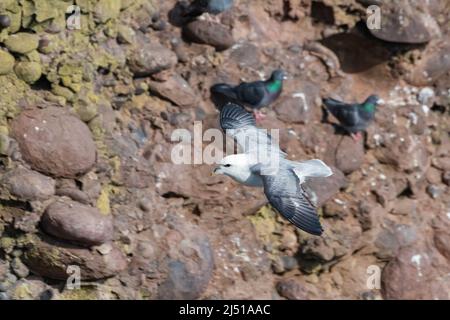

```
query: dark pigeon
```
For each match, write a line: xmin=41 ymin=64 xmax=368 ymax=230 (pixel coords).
xmin=323 ymin=95 xmax=383 ymax=141
xmin=182 ymin=0 xmax=234 ymax=18
xmin=211 ymin=70 xmax=285 ymax=122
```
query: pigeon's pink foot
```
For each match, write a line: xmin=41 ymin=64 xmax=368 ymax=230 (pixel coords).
xmin=253 ymin=110 xmax=266 ymax=124
xmin=351 ymin=132 xmax=362 ymax=142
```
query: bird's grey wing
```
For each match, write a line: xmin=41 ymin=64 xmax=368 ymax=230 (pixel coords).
xmin=220 ymin=103 xmax=285 ymax=156
xmin=236 ymin=82 xmax=266 ymax=107
xmin=324 ymin=99 xmax=359 ymax=127
xmin=257 ymin=165 xmax=323 ymax=235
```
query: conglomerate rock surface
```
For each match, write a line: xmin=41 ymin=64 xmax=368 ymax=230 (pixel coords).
xmin=0 ymin=0 xmax=449 ymax=300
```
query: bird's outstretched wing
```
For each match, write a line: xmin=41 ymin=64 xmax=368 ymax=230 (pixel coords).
xmin=219 ymin=103 xmax=285 ymax=157
xmin=257 ymin=163 xmax=323 ymax=235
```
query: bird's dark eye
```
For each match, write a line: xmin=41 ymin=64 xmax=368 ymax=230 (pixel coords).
xmin=224 ymin=164 xmax=231 ymax=168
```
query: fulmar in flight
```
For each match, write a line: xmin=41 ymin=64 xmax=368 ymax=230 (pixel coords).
xmin=213 ymin=103 xmax=333 ymax=236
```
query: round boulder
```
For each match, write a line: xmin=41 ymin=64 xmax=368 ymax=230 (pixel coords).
xmin=11 ymin=107 xmax=97 ymax=178
xmin=127 ymin=42 xmax=177 ymax=77
xmin=41 ymin=199 xmax=113 ymax=246
xmin=183 ymin=20 xmax=234 ymax=51
xmin=23 ymin=234 xmax=127 ymax=281
xmin=1 ymin=167 xmax=55 ymax=201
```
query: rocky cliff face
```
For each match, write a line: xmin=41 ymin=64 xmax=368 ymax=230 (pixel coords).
xmin=0 ymin=0 xmax=449 ymax=300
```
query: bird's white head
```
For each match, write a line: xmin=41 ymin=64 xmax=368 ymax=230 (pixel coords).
xmin=213 ymin=153 xmax=256 ymax=181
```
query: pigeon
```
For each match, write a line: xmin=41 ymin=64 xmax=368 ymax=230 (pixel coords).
xmin=210 ymin=70 xmax=285 ymax=123
xmin=213 ymin=103 xmax=333 ymax=236
xmin=323 ymin=95 xmax=383 ymax=141
xmin=182 ymin=0 xmax=234 ymax=18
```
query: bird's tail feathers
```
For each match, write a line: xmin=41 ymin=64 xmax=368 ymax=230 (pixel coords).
xmin=291 ymin=159 xmax=333 ymax=184
xmin=323 ymin=98 xmax=346 ymax=118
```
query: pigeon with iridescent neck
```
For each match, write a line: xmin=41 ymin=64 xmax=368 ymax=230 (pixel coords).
xmin=210 ymin=70 xmax=285 ymax=123
xmin=182 ymin=0 xmax=234 ymax=19
xmin=323 ymin=95 xmax=383 ymax=141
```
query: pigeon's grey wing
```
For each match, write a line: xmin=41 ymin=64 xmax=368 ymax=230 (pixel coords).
xmin=209 ymin=0 xmax=234 ymax=13
xmin=333 ymin=106 xmax=360 ymax=128
xmin=324 ymin=99 xmax=361 ymax=127
xmin=259 ymin=166 xmax=323 ymax=235
xmin=236 ymin=82 xmax=266 ymax=107
xmin=220 ymin=103 xmax=284 ymax=156
xmin=184 ymin=0 xmax=209 ymax=16
xmin=323 ymin=98 xmax=348 ymax=109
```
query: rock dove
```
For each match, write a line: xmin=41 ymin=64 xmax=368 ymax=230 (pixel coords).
xmin=323 ymin=95 xmax=383 ymax=141
xmin=210 ymin=70 xmax=285 ymax=123
xmin=213 ymin=103 xmax=333 ymax=236
xmin=182 ymin=0 xmax=234 ymax=18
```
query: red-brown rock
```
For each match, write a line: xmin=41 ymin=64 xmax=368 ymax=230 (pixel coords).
xmin=11 ymin=107 xmax=97 ymax=178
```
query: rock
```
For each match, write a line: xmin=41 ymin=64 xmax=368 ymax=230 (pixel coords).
xmin=183 ymin=20 xmax=234 ymax=51
xmin=94 ymin=0 xmax=121 ymax=23
xmin=433 ymin=157 xmax=450 ymax=171
xmin=0 ymin=131 xmax=10 ymax=155
xmin=0 ymin=14 xmax=11 ymax=28
xmin=11 ymin=258 xmax=29 ymax=278
xmin=374 ymin=129 xmax=429 ymax=173
xmin=390 ymin=198 xmax=417 ymax=216
xmin=417 ymin=87 xmax=435 ymax=106
xmin=405 ymin=40 xmax=450 ymax=86
xmin=4 ymin=33 xmax=39 ymax=54
xmin=1 ymin=167 xmax=55 ymax=201
xmin=381 ymin=245 xmax=450 ymax=299
xmin=11 ymin=107 xmax=97 ymax=178
xmin=55 ymin=187 xmax=90 ymax=204
xmin=443 ymin=171 xmax=450 ymax=186
xmin=0 ymin=273 xmax=17 ymax=293
xmin=375 ymin=224 xmax=417 ymax=259
xmin=0 ymin=259 xmax=7 ymax=275
xmin=23 ymin=235 xmax=127 ymax=280
xmin=149 ymin=73 xmax=197 ymax=107
xmin=299 ymin=216 xmax=362 ymax=264
xmin=275 ymin=94 xmax=313 ymax=124
xmin=334 ymin=137 xmax=364 ymax=174
xmin=0 ymin=50 xmax=15 ymax=75
xmin=8 ymin=279 xmax=51 ymax=300
xmin=157 ymin=220 xmax=214 ymax=300
xmin=14 ymin=62 xmax=42 ymax=84
xmin=426 ymin=184 xmax=443 ymax=199
xmin=41 ymin=200 xmax=113 ymax=247
xmin=276 ymin=279 xmax=307 ymax=300
xmin=128 ymin=42 xmax=177 ymax=77
xmin=433 ymin=215 xmax=450 ymax=262
xmin=426 ymin=167 xmax=442 ymax=184
xmin=138 ymin=198 xmax=152 ymax=212
xmin=369 ymin=1 xmax=436 ymax=44
xmin=117 ymin=25 xmax=136 ymax=44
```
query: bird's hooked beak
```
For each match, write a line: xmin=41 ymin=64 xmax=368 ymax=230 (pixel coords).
xmin=211 ymin=166 xmax=222 ymax=176
xmin=377 ymin=99 xmax=386 ymax=105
